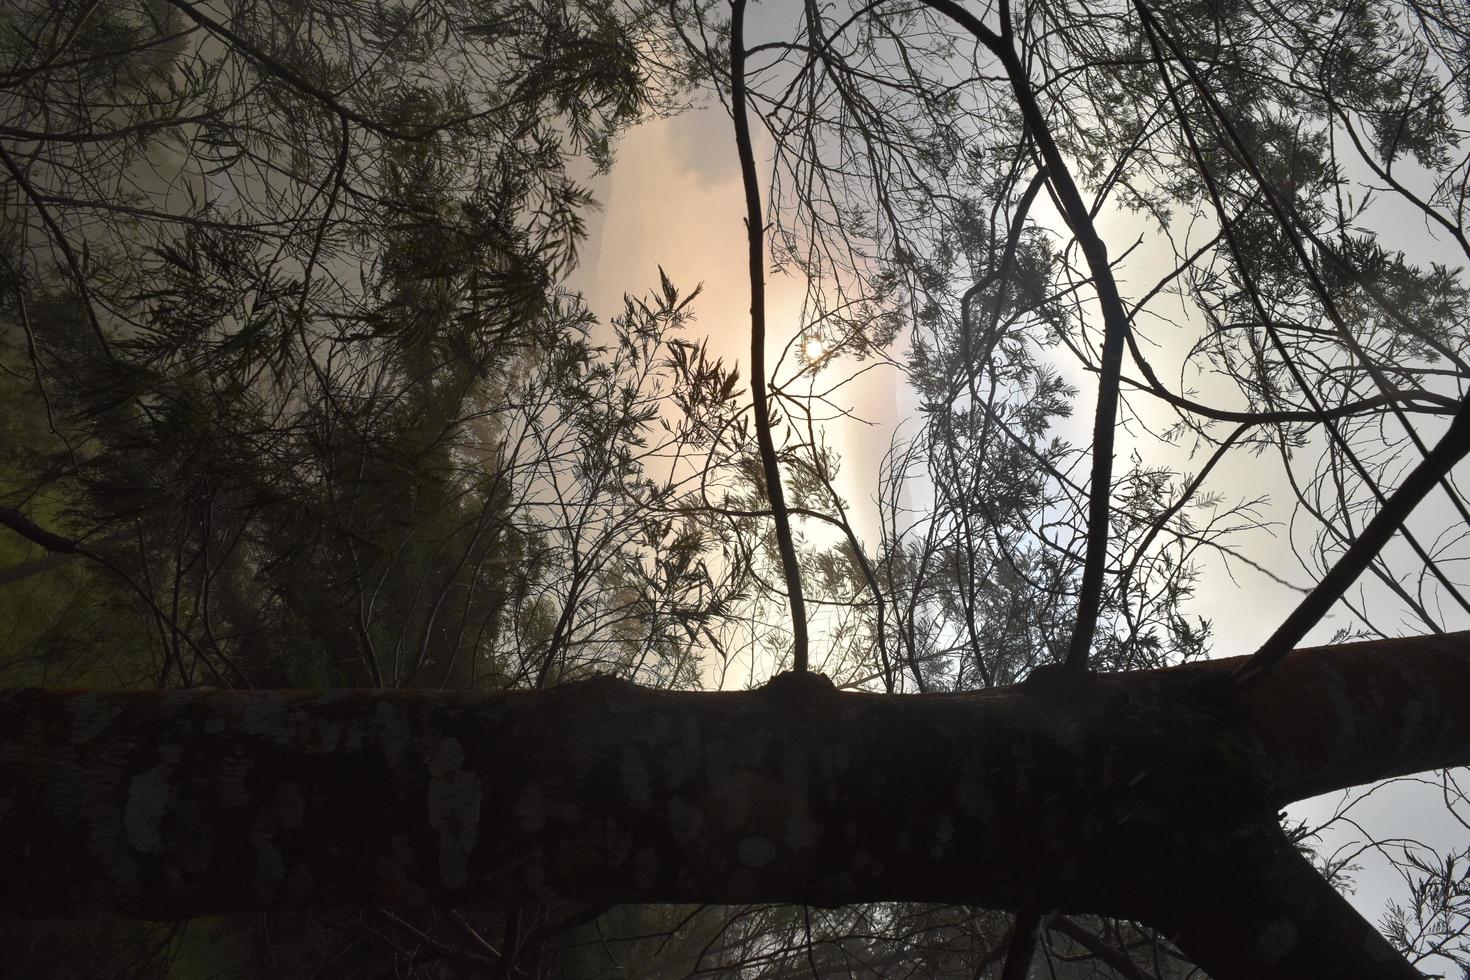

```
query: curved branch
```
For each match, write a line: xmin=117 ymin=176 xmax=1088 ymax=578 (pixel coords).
xmin=920 ymin=0 xmax=1135 ymax=673
xmin=731 ymin=0 xmax=810 ymax=673
xmin=0 ymin=505 xmax=83 ymax=555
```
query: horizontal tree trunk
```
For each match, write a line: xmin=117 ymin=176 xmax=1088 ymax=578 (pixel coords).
xmin=2 ymin=633 xmax=1465 ymax=975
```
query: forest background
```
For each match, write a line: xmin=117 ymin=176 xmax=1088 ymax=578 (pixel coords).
xmin=2 ymin=0 xmax=1469 ymax=976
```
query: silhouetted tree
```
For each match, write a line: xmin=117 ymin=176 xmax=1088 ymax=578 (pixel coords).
xmin=3 ymin=1 xmax=1470 ymax=977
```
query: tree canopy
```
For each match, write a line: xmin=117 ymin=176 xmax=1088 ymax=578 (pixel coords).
xmin=2 ymin=0 xmax=1469 ymax=977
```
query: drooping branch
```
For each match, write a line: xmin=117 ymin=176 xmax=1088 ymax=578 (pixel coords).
xmin=0 ymin=505 xmax=84 ymax=555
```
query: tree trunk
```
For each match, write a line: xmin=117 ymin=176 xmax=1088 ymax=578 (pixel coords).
xmin=2 ymin=633 xmax=1465 ymax=977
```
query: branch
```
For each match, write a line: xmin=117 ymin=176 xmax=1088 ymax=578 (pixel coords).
xmin=0 ymin=554 xmax=80 ymax=586
xmin=1134 ymin=2 xmax=1470 ymax=651
xmin=1148 ymin=824 xmax=1419 ymax=980
xmin=163 ymin=0 xmax=442 ymax=141
xmin=999 ymin=911 xmax=1042 ymax=980
xmin=731 ymin=0 xmax=810 ymax=673
xmin=920 ymin=0 xmax=1135 ymax=673
xmin=1048 ymin=917 xmax=1160 ymax=980
xmin=4 ymin=633 xmax=1466 ymax=933
xmin=0 ymin=142 xmax=112 ymax=358
xmin=1235 ymin=396 xmax=1470 ymax=682
xmin=0 ymin=505 xmax=83 ymax=554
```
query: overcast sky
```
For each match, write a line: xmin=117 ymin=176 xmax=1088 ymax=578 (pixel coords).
xmin=569 ymin=103 xmax=1322 ymax=655
xmin=568 ymin=86 xmax=1468 ymax=969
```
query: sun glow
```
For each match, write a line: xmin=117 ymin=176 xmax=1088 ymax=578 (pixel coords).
xmin=803 ymin=336 xmax=826 ymax=361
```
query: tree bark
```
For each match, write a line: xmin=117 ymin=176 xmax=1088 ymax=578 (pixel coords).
xmin=1147 ymin=823 xmax=1419 ymax=979
xmin=2 ymin=633 xmax=1465 ymax=976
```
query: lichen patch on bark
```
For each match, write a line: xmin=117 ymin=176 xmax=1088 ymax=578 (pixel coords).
xmin=427 ymin=737 xmax=481 ymax=890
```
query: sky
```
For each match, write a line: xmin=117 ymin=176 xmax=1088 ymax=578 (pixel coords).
xmin=569 ymin=104 xmax=904 ymax=532
xmin=569 ymin=102 xmax=1312 ymax=661
xmin=567 ymin=88 xmax=1468 ymax=969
